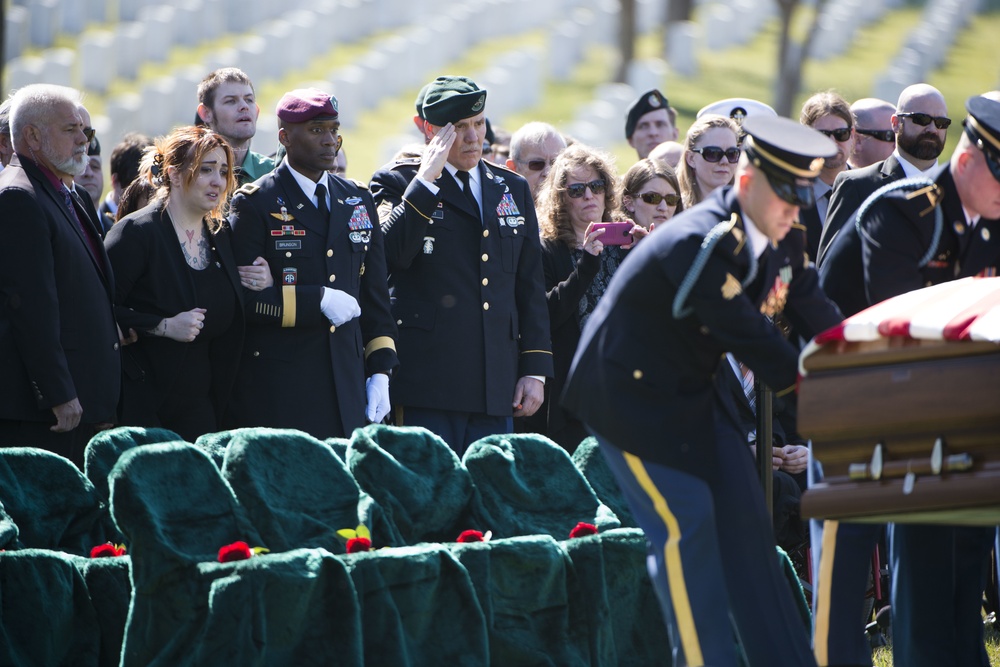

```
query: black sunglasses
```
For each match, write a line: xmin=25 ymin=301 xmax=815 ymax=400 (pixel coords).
xmin=83 ymin=127 xmax=96 ymax=142
xmin=691 ymin=146 xmax=740 ymax=164
xmin=521 ymin=158 xmax=555 ymax=172
xmin=638 ymin=192 xmax=681 ymax=206
xmin=566 ymin=179 xmax=606 ymax=198
xmin=897 ymin=112 xmax=952 ymax=130
xmin=855 ymin=128 xmax=895 ymax=143
xmin=817 ymin=127 xmax=852 ymax=143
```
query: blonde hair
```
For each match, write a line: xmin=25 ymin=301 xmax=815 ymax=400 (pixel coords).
xmin=678 ymin=114 xmax=739 ymax=209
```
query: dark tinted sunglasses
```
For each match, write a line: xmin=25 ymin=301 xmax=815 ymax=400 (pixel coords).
xmin=522 ymin=158 xmax=555 ymax=172
xmin=817 ymin=127 xmax=852 ymax=143
xmin=855 ymin=128 xmax=894 ymax=143
xmin=566 ymin=179 xmax=606 ymax=198
xmin=637 ymin=192 xmax=681 ymax=206
xmin=83 ymin=127 xmax=96 ymax=142
xmin=897 ymin=112 xmax=952 ymax=130
xmin=691 ymin=146 xmax=740 ymax=164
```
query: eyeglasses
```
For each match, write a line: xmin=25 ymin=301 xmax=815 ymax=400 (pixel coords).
xmin=83 ymin=128 xmax=96 ymax=142
xmin=896 ymin=112 xmax=952 ymax=130
xmin=520 ymin=158 xmax=556 ymax=172
xmin=482 ymin=142 xmax=492 ymax=153
xmin=691 ymin=146 xmax=740 ymax=164
xmin=637 ymin=192 xmax=681 ymax=206
xmin=566 ymin=179 xmax=606 ymax=198
xmin=817 ymin=127 xmax=852 ymax=143
xmin=855 ymin=128 xmax=895 ymax=143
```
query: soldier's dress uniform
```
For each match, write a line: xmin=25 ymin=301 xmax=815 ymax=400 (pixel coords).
xmin=228 ymin=161 xmax=398 ymax=439
xmin=563 ymin=116 xmax=842 ymax=667
xmin=370 ymin=76 xmax=552 ymax=452
xmin=820 ymin=96 xmax=1000 ymax=667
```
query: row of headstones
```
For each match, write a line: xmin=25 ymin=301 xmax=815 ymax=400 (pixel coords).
xmin=874 ymin=0 xmax=981 ymax=104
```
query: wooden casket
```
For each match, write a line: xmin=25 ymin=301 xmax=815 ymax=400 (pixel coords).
xmin=798 ymin=277 xmax=1000 ymax=525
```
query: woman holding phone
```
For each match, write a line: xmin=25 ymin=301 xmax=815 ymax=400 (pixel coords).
xmin=678 ymin=114 xmax=741 ymax=209
xmin=528 ymin=144 xmax=648 ymax=450
xmin=619 ymin=158 xmax=683 ymax=230
xmin=105 ymin=126 xmax=272 ymax=440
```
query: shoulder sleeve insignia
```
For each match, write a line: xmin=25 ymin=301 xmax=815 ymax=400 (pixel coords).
xmin=351 ymin=178 xmax=369 ymax=190
xmin=236 ymin=183 xmax=259 ymax=197
xmin=721 ymin=272 xmax=742 ymax=300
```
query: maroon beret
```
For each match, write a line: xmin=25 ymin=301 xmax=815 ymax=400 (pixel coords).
xmin=275 ymin=88 xmax=339 ymax=123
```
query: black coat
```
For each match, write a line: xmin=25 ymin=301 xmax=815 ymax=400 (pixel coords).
xmin=817 ymin=155 xmax=905 ymax=266
xmin=0 ymin=155 xmax=121 ymax=424
xmin=228 ymin=162 xmax=398 ymax=438
xmin=103 ymin=201 xmax=245 ymax=429
xmin=819 ymin=163 xmax=1000 ymax=317
xmin=563 ymin=186 xmax=842 ymax=471
xmin=371 ymin=158 xmax=553 ymax=416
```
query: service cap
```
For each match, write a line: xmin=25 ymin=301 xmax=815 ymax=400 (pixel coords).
xmin=625 ymin=88 xmax=670 ymax=139
xmin=421 ymin=76 xmax=487 ymax=126
xmin=742 ymin=115 xmax=837 ymax=208
xmin=275 ymin=88 xmax=339 ymax=124
xmin=697 ymin=97 xmax=777 ymax=127
xmin=964 ymin=95 xmax=1000 ymax=183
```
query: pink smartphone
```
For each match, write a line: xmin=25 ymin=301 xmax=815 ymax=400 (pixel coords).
xmin=591 ymin=221 xmax=634 ymax=245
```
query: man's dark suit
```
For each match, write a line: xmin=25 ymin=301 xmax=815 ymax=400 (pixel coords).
xmin=104 ymin=202 xmax=245 ymax=436
xmin=371 ymin=158 xmax=552 ymax=424
xmin=817 ymin=154 xmax=906 ymax=266
xmin=0 ymin=154 xmax=121 ymax=461
xmin=563 ymin=185 xmax=841 ymax=667
xmin=228 ymin=162 xmax=398 ymax=439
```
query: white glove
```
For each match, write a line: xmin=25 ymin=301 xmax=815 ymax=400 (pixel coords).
xmin=365 ymin=373 xmax=391 ymax=423
xmin=321 ymin=287 xmax=361 ymax=326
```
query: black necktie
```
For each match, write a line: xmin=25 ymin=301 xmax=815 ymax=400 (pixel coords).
xmin=456 ymin=170 xmax=480 ymax=220
xmin=315 ymin=181 xmax=328 ymax=220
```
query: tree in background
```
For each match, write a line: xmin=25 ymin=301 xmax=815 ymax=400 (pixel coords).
xmin=774 ymin=0 xmax=829 ymax=117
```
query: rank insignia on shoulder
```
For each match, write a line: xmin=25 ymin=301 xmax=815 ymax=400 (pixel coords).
xmin=345 ymin=196 xmax=362 ymax=206
xmin=282 ymin=268 xmax=297 ymax=285
xmin=721 ymin=273 xmax=742 ymax=300
xmin=350 ymin=178 xmax=369 ymax=190
xmin=423 ymin=236 xmax=435 ymax=254
xmin=236 ymin=183 xmax=260 ymax=197
xmin=271 ymin=224 xmax=305 ymax=237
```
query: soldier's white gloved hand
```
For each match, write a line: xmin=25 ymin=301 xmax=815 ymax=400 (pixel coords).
xmin=365 ymin=373 xmax=391 ymax=423
xmin=321 ymin=287 xmax=361 ymax=326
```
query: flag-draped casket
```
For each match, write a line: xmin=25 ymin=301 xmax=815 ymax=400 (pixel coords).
xmin=798 ymin=277 xmax=1000 ymax=524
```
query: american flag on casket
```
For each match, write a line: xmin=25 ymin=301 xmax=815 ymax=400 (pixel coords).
xmin=796 ymin=277 xmax=1000 ymax=524
xmin=799 ymin=277 xmax=1000 ymax=376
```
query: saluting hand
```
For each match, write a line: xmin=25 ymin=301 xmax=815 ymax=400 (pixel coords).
xmin=416 ymin=123 xmax=457 ymax=183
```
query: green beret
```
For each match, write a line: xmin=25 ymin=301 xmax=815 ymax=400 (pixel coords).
xmin=421 ymin=76 xmax=487 ymax=126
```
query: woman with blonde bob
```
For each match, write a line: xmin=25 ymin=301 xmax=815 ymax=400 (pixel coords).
xmin=678 ymin=114 xmax=741 ymax=209
xmin=532 ymin=144 xmax=648 ymax=450
xmin=104 ymin=125 xmax=272 ymax=440
xmin=619 ymin=158 xmax=683 ymax=230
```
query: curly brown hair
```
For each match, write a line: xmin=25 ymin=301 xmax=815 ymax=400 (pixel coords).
xmin=535 ymin=144 xmax=618 ymax=247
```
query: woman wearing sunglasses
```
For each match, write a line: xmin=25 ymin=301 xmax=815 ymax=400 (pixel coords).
xmin=620 ymin=158 xmax=684 ymax=230
xmin=678 ymin=114 xmax=741 ymax=209
xmin=530 ymin=144 xmax=647 ymax=450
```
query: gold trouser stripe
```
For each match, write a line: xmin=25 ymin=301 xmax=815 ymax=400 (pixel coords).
xmin=281 ymin=286 xmax=297 ymax=328
xmin=623 ymin=452 xmax=705 ymax=666
xmin=813 ymin=519 xmax=839 ymax=666
xmin=365 ymin=336 xmax=397 ymax=358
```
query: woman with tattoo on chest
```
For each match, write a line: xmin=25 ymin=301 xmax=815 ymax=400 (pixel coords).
xmin=104 ymin=126 xmax=272 ymax=440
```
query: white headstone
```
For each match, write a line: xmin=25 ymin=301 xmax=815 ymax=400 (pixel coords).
xmin=202 ymin=48 xmax=243 ymax=76
xmin=115 ymin=23 xmax=147 ymax=81
xmin=665 ymin=21 xmax=700 ymax=78
xmin=172 ymin=0 xmax=204 ymax=46
xmin=106 ymin=93 xmax=144 ymax=146
xmin=330 ymin=67 xmax=368 ymax=129
xmin=139 ymin=77 xmax=180 ymax=136
xmin=172 ymin=66 xmax=204 ymax=128
xmin=61 ymin=0 xmax=87 ymax=34
xmin=85 ymin=0 xmax=108 ymax=24
xmin=549 ymin=20 xmax=582 ymax=81
xmin=41 ymin=49 xmax=75 ymax=88
xmin=139 ymin=6 xmax=176 ymax=63
xmin=5 ymin=6 xmax=29 ymax=64
xmin=627 ymin=58 xmax=668 ymax=96
xmin=6 ymin=57 xmax=46 ymax=96
xmin=237 ymin=36 xmax=271 ymax=82
xmin=29 ymin=0 xmax=58 ymax=49
xmin=81 ymin=32 xmax=117 ymax=94
xmin=703 ymin=4 xmax=735 ymax=51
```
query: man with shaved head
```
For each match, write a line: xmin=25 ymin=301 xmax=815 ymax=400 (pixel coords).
xmin=848 ymin=98 xmax=896 ymax=168
xmin=819 ymin=83 xmax=949 ymax=264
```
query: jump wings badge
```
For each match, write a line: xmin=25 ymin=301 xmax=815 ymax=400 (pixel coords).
xmin=269 ymin=197 xmax=295 ymax=222
xmin=721 ymin=273 xmax=742 ymax=300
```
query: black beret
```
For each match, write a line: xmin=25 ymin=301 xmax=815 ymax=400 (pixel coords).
xmin=485 ymin=117 xmax=494 ymax=145
xmin=87 ymin=133 xmax=101 ymax=156
xmin=964 ymin=95 xmax=1000 ymax=183
xmin=742 ymin=115 xmax=837 ymax=208
xmin=421 ymin=76 xmax=487 ymax=126
xmin=276 ymin=88 xmax=339 ymax=124
xmin=625 ymin=89 xmax=669 ymax=139
xmin=414 ymin=83 xmax=431 ymax=119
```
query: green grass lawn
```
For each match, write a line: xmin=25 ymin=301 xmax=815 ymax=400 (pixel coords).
xmin=872 ymin=622 xmax=1000 ymax=665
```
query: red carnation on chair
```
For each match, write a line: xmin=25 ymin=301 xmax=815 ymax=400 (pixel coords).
xmin=569 ymin=522 xmax=598 ymax=539
xmin=346 ymin=536 xmax=372 ymax=553
xmin=90 ymin=542 xmax=127 ymax=558
xmin=218 ymin=541 xmax=253 ymax=562
xmin=456 ymin=530 xmax=485 ymax=543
